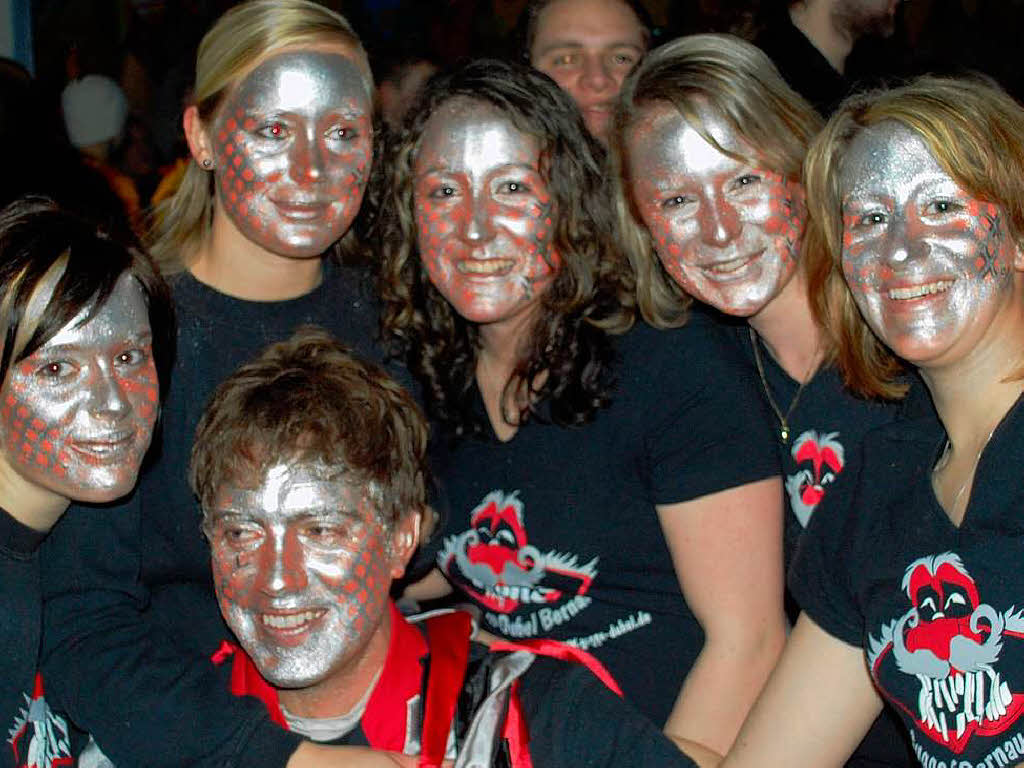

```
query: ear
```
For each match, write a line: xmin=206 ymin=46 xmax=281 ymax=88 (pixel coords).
xmin=183 ymin=105 xmax=214 ymax=170
xmin=388 ymin=508 xmax=422 ymax=579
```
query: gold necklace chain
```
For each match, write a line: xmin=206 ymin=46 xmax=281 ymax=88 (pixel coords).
xmin=749 ymin=327 xmax=816 ymax=444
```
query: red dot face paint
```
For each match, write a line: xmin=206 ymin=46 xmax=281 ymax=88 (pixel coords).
xmin=413 ymin=99 xmax=559 ymax=329
xmin=839 ymin=122 xmax=1016 ymax=367
xmin=211 ymin=49 xmax=373 ymax=258
xmin=209 ymin=463 xmax=393 ymax=689
xmin=0 ymin=274 xmax=158 ymax=503
xmin=626 ymin=102 xmax=803 ymax=318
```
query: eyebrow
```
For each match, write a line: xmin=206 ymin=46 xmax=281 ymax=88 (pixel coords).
xmin=535 ymin=40 xmax=644 ymax=58
xmin=416 ymin=162 xmax=540 ymax=179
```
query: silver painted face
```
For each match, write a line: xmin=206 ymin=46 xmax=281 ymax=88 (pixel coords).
xmin=840 ymin=122 xmax=1016 ymax=365
xmin=209 ymin=462 xmax=393 ymax=689
xmin=0 ymin=273 xmax=158 ymax=503
xmin=413 ymin=98 xmax=559 ymax=329
xmin=212 ymin=49 xmax=373 ymax=258
xmin=626 ymin=102 xmax=803 ymax=317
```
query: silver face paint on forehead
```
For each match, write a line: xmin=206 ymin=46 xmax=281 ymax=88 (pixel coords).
xmin=0 ymin=272 xmax=158 ymax=503
xmin=626 ymin=101 xmax=803 ymax=317
xmin=210 ymin=461 xmax=393 ymax=691
xmin=212 ymin=49 xmax=373 ymax=259
xmin=413 ymin=98 xmax=559 ymax=328
xmin=839 ymin=121 xmax=1015 ymax=365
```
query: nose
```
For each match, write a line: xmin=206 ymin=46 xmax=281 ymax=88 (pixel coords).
xmin=883 ymin=214 xmax=930 ymax=265
xmin=87 ymin=365 xmax=131 ymax=422
xmin=579 ymin=53 xmax=613 ymax=94
xmin=698 ymin=196 xmax=742 ymax=247
xmin=461 ymin=192 xmax=496 ymax=245
xmin=288 ymin=131 xmax=325 ymax=185
xmin=261 ymin=528 xmax=307 ymax=594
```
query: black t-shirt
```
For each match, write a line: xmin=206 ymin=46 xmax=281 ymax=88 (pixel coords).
xmin=754 ymin=8 xmax=849 ymax=116
xmin=39 ymin=263 xmax=402 ymax=768
xmin=0 ymin=509 xmax=74 ymax=768
xmin=793 ymin=393 xmax=1024 ymax=766
xmin=434 ymin=318 xmax=780 ymax=726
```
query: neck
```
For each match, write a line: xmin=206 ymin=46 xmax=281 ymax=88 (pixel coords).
xmin=748 ymin=272 xmax=825 ymax=382
xmin=278 ymin=608 xmax=392 ymax=720
xmin=789 ymin=0 xmax=853 ymax=73
xmin=0 ymin=459 xmax=70 ymax=533
xmin=190 ymin=208 xmax=324 ymax=302
xmin=923 ymin=340 xmax=1024 ymax=455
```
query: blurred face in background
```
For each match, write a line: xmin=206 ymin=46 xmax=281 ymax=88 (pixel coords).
xmin=530 ymin=0 xmax=646 ymax=143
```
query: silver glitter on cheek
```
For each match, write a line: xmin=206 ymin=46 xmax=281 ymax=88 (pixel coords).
xmin=211 ymin=462 xmax=393 ymax=689
xmin=839 ymin=122 xmax=1014 ymax=363
xmin=0 ymin=273 xmax=158 ymax=503
xmin=626 ymin=102 xmax=802 ymax=318
xmin=212 ymin=49 xmax=373 ymax=258
xmin=412 ymin=99 xmax=559 ymax=326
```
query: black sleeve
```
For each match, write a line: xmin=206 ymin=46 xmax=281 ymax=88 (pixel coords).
xmin=787 ymin=441 xmax=867 ymax=647
xmin=39 ymin=493 xmax=303 ymax=768
xmin=636 ymin=323 xmax=780 ymax=505
xmin=517 ymin=657 xmax=698 ymax=768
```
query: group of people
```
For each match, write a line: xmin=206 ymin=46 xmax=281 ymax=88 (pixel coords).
xmin=3 ymin=0 xmax=1024 ymax=767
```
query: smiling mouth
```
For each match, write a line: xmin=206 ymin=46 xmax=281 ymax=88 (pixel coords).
xmin=887 ymin=280 xmax=954 ymax=300
xmin=272 ymin=201 xmax=330 ymax=221
xmin=70 ymin=431 xmax=137 ymax=460
xmin=261 ymin=609 xmax=327 ymax=632
xmin=702 ymin=250 xmax=764 ymax=278
xmin=457 ymin=259 xmax=515 ymax=276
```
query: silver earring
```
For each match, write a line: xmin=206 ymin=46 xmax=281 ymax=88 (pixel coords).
xmin=201 ymin=158 xmax=213 ymax=169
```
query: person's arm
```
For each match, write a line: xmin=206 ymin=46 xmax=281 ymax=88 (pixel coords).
xmin=40 ymin=496 xmax=304 ymax=768
xmin=722 ymin=612 xmax=882 ymax=767
xmin=658 ymin=476 xmax=787 ymax=756
xmin=400 ymin=566 xmax=453 ymax=602
xmin=287 ymin=744 xmax=451 ymax=768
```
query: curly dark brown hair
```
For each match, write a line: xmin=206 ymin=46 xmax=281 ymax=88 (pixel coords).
xmin=378 ymin=59 xmax=635 ymax=437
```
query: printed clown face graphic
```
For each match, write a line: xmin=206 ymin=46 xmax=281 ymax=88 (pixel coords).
xmin=209 ymin=462 xmax=396 ymax=689
xmin=840 ymin=122 xmax=1018 ymax=366
xmin=0 ymin=273 xmax=158 ymax=504
xmin=868 ymin=553 xmax=1024 ymax=754
xmin=438 ymin=490 xmax=596 ymax=614
xmin=626 ymin=101 xmax=803 ymax=317
xmin=210 ymin=48 xmax=372 ymax=258
xmin=785 ymin=430 xmax=846 ymax=527
xmin=413 ymin=98 xmax=560 ymax=328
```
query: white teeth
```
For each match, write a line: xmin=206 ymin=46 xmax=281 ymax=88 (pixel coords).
xmin=261 ymin=610 xmax=323 ymax=630
xmin=887 ymin=280 xmax=953 ymax=300
xmin=458 ymin=259 xmax=513 ymax=275
xmin=916 ymin=669 xmax=1015 ymax=742
xmin=706 ymin=256 xmax=749 ymax=274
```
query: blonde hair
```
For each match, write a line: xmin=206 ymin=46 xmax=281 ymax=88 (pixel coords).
xmin=611 ymin=33 xmax=822 ymax=327
xmin=148 ymin=0 xmax=372 ymax=273
xmin=804 ymin=74 xmax=1024 ymax=399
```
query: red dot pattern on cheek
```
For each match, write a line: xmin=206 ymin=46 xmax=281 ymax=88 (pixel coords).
xmin=761 ymin=172 xmax=803 ymax=269
xmin=967 ymin=203 xmax=1012 ymax=281
xmin=334 ymin=526 xmax=390 ymax=640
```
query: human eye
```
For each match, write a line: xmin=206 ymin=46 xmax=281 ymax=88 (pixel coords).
xmin=217 ymin=520 xmax=262 ymax=550
xmin=299 ymin=518 xmax=355 ymax=548
xmin=732 ymin=173 xmax=762 ymax=190
xmin=35 ymin=359 xmax=77 ymax=381
xmin=497 ymin=179 xmax=532 ymax=195
xmin=114 ymin=347 xmax=150 ymax=368
xmin=428 ymin=183 xmax=459 ymax=199
xmin=661 ymin=194 xmax=694 ymax=209
xmin=325 ymin=124 xmax=359 ymax=142
xmin=923 ymin=198 xmax=963 ymax=216
xmin=548 ymin=52 xmax=579 ymax=68
xmin=858 ymin=211 xmax=887 ymax=227
xmin=255 ymin=120 xmax=289 ymax=140
xmin=609 ymin=51 xmax=638 ymax=68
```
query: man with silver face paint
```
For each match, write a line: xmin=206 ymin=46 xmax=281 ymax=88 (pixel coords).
xmin=192 ymin=328 xmax=698 ymax=768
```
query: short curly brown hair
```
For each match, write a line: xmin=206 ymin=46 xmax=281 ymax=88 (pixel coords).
xmin=190 ymin=326 xmax=428 ymax=531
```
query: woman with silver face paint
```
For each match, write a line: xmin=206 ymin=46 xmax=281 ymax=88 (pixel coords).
xmin=720 ymin=77 xmax=1024 ymax=767
xmin=614 ymin=36 xmax=919 ymax=765
xmin=39 ymin=3 xmax=422 ymax=768
xmin=0 ymin=197 xmax=172 ymax=768
xmin=382 ymin=58 xmax=785 ymax=764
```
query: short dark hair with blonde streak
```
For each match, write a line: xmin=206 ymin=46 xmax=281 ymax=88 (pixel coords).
xmin=190 ymin=327 xmax=428 ymax=532
xmin=611 ymin=34 xmax=822 ymax=329
xmin=612 ymin=33 xmax=823 ymax=329
xmin=803 ymin=74 xmax=1024 ymax=400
